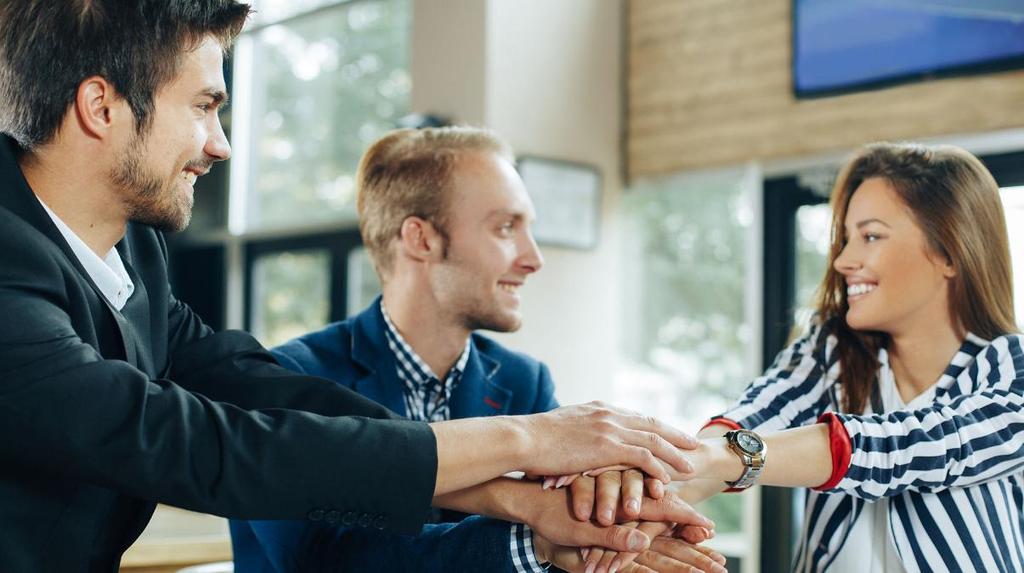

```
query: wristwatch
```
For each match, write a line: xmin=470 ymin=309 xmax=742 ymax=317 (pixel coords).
xmin=723 ymin=429 xmax=767 ymax=490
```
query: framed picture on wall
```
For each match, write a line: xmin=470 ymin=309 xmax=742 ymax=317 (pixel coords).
xmin=517 ymin=156 xmax=602 ymax=250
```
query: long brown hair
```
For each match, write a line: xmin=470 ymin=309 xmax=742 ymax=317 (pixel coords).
xmin=815 ymin=142 xmax=1017 ymax=413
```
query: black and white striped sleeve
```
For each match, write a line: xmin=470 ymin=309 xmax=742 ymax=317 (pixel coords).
xmin=827 ymin=334 xmax=1024 ymax=500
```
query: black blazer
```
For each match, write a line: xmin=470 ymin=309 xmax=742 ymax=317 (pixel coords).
xmin=0 ymin=136 xmax=437 ymax=572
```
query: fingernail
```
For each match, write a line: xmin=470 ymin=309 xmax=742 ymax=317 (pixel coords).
xmin=542 ymin=477 xmax=554 ymax=490
xmin=556 ymin=475 xmax=569 ymax=488
xmin=581 ymin=548 xmax=590 ymax=560
xmin=683 ymin=459 xmax=694 ymax=474
xmin=585 ymin=563 xmax=596 ymax=573
xmin=626 ymin=499 xmax=640 ymax=514
xmin=610 ymin=559 xmax=621 ymax=573
xmin=627 ymin=532 xmax=646 ymax=552
xmin=600 ymin=509 xmax=614 ymax=523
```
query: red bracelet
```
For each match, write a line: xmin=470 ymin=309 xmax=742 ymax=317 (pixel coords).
xmin=814 ymin=412 xmax=853 ymax=491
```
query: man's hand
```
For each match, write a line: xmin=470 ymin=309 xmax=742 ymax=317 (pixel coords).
xmin=571 ymin=488 xmax=716 ymax=572
xmin=539 ymin=527 xmax=728 ymax=573
xmin=520 ymin=484 xmax=655 ymax=554
xmin=431 ymin=402 xmax=698 ymax=495
xmin=516 ymin=402 xmax=698 ymax=483
xmin=567 ymin=476 xmax=714 ymax=531
xmin=570 ymin=470 xmax=666 ymax=525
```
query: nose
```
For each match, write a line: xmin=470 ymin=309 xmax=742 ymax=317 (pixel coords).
xmin=517 ymin=230 xmax=544 ymax=274
xmin=833 ymin=241 xmax=860 ymax=275
xmin=205 ymin=114 xmax=232 ymax=162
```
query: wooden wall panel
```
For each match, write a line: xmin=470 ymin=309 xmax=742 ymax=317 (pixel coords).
xmin=627 ymin=0 xmax=1024 ymax=178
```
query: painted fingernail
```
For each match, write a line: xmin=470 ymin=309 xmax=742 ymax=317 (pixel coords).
xmin=626 ymin=499 xmax=640 ymax=514
xmin=542 ymin=477 xmax=554 ymax=490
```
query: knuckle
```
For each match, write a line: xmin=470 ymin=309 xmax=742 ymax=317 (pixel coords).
xmin=595 ymin=419 xmax=617 ymax=434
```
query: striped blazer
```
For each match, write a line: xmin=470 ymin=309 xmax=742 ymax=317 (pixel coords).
xmin=717 ymin=319 xmax=1024 ymax=572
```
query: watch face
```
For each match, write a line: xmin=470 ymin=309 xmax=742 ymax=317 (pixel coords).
xmin=737 ymin=431 xmax=763 ymax=454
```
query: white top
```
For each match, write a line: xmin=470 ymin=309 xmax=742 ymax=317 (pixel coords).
xmin=830 ymin=348 xmax=934 ymax=573
xmin=36 ymin=196 xmax=135 ymax=310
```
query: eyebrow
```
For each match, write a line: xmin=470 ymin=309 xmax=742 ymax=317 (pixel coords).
xmin=854 ymin=218 xmax=891 ymax=229
xmin=487 ymin=208 xmax=531 ymax=220
xmin=199 ymin=88 xmax=229 ymax=106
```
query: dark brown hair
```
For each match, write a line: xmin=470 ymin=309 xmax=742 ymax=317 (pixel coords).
xmin=816 ymin=142 xmax=1016 ymax=413
xmin=0 ymin=0 xmax=252 ymax=150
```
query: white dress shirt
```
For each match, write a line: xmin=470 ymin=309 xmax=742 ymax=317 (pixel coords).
xmin=36 ymin=196 xmax=134 ymax=310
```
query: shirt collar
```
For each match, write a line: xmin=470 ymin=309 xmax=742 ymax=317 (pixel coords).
xmin=380 ymin=303 xmax=472 ymax=383
xmin=35 ymin=196 xmax=135 ymax=311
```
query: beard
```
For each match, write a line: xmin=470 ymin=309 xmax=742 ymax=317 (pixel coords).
xmin=109 ymin=131 xmax=204 ymax=233
xmin=462 ymin=305 xmax=522 ymax=334
xmin=439 ymin=257 xmax=523 ymax=334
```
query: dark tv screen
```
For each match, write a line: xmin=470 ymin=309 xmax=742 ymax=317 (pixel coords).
xmin=794 ymin=0 xmax=1024 ymax=97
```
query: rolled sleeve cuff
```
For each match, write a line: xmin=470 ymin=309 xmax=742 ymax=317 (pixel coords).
xmin=813 ymin=412 xmax=853 ymax=491
xmin=702 ymin=417 xmax=743 ymax=431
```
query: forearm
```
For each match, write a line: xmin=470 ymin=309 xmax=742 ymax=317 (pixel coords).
xmin=694 ymin=423 xmax=832 ymax=488
xmin=433 ymin=476 xmax=533 ymax=523
xmin=430 ymin=417 xmax=527 ymax=496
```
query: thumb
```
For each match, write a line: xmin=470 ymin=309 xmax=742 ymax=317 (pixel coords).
xmin=594 ymin=525 xmax=651 ymax=553
xmin=638 ymin=494 xmax=715 ymax=530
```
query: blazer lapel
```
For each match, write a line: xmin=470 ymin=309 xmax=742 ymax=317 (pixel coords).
xmin=350 ymin=299 xmax=408 ymax=417
xmin=450 ymin=340 xmax=511 ymax=418
xmin=0 ymin=136 xmax=135 ymax=364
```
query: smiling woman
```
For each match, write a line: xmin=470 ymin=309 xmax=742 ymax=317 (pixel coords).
xmin=678 ymin=142 xmax=1024 ymax=573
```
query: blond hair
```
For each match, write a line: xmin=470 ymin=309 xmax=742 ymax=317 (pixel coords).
xmin=355 ymin=126 xmax=513 ymax=279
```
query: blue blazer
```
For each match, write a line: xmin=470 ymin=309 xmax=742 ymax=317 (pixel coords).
xmin=231 ymin=298 xmax=558 ymax=572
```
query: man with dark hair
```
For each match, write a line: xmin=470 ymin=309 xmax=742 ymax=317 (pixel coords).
xmin=0 ymin=2 xmax=706 ymax=571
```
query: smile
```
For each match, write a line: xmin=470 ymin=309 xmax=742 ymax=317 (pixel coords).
xmin=499 ymin=283 xmax=521 ymax=294
xmin=847 ymin=283 xmax=877 ymax=298
xmin=182 ymin=171 xmax=198 ymax=185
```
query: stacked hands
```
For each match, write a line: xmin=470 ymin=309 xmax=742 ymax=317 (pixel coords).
xmin=529 ymin=470 xmax=727 ymax=573
xmin=515 ymin=403 xmax=729 ymax=573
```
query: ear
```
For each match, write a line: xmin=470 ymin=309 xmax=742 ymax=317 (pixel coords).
xmin=74 ymin=76 xmax=129 ymax=141
xmin=398 ymin=216 xmax=445 ymax=262
xmin=942 ymin=259 xmax=957 ymax=279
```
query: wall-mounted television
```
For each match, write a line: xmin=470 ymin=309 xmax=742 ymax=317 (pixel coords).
xmin=794 ymin=0 xmax=1024 ymax=97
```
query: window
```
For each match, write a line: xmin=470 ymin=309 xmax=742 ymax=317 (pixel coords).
xmin=619 ymin=166 xmax=762 ymax=564
xmin=793 ymin=203 xmax=831 ymax=329
xmin=249 ymin=249 xmax=331 ymax=347
xmin=231 ymin=0 xmax=411 ymax=231
xmin=170 ymin=0 xmax=407 ymax=342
